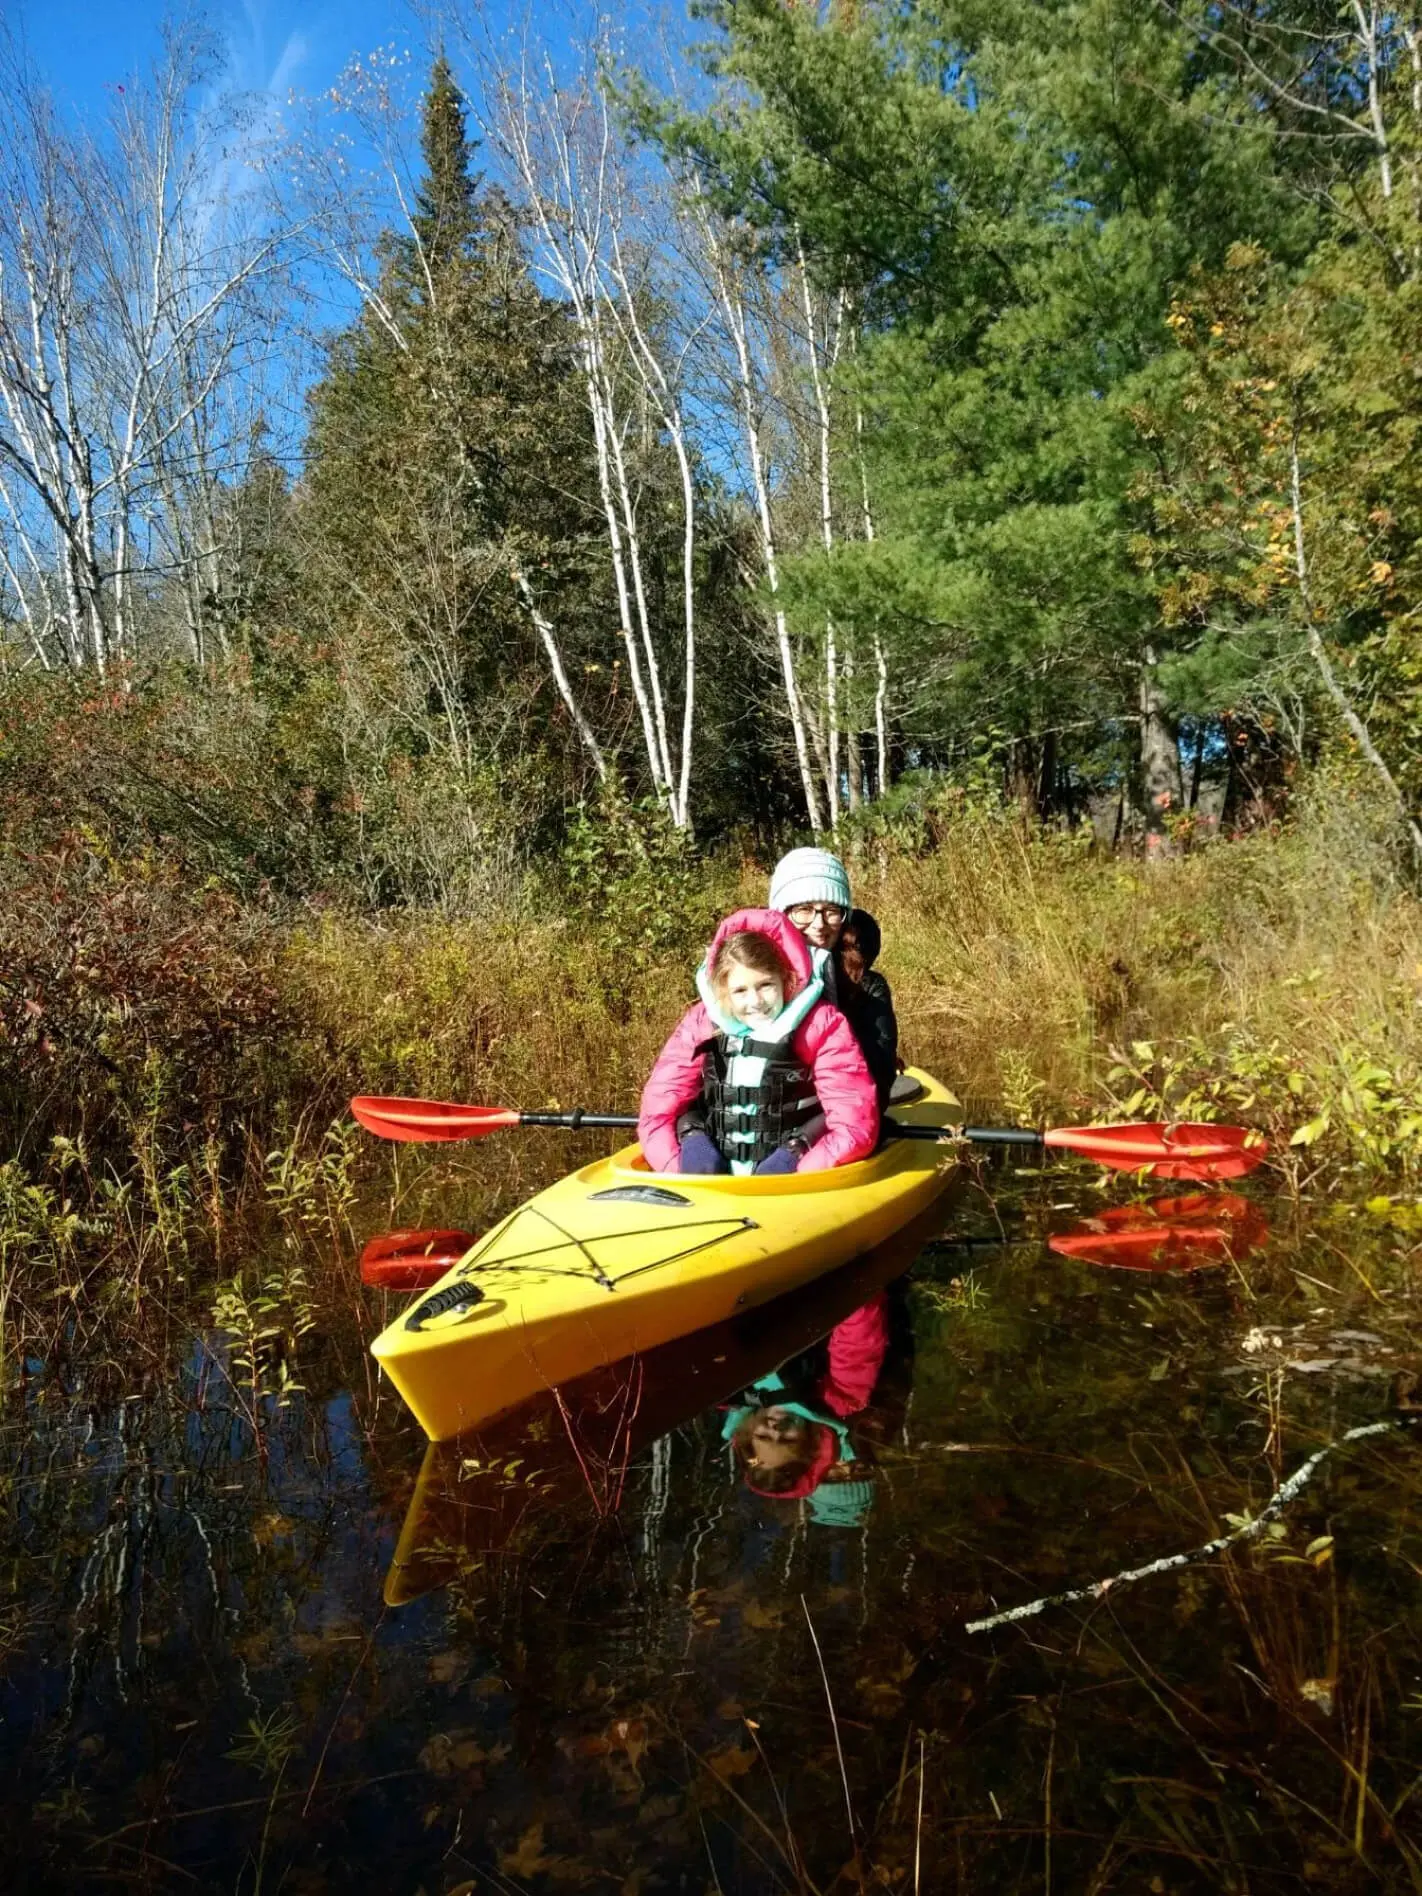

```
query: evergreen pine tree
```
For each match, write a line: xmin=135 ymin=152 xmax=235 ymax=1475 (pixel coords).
xmin=281 ymin=56 xmax=616 ymax=901
xmin=413 ymin=51 xmax=480 ymax=272
xmin=639 ymin=0 xmax=1310 ymax=832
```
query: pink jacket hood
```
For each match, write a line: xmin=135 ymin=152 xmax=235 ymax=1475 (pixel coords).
xmin=699 ymin=907 xmax=816 ymax=1002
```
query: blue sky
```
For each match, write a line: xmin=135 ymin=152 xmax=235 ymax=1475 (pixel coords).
xmin=17 ymin=0 xmax=415 ymax=123
xmin=12 ymin=1 xmax=678 ymax=125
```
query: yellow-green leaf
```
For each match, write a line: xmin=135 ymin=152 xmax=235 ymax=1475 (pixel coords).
xmin=1290 ymin=1115 xmax=1330 ymax=1147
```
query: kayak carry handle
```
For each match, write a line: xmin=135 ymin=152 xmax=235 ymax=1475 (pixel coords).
xmin=405 ymin=1280 xmax=486 ymax=1332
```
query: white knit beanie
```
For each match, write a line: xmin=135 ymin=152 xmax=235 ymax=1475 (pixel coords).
xmin=768 ymin=847 xmax=852 ymax=913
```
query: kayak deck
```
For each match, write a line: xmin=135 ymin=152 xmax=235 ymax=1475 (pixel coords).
xmin=371 ymin=1067 xmax=959 ymax=1441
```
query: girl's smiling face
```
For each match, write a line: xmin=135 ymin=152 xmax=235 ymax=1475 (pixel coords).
xmin=746 ymin=1407 xmax=809 ymax=1467
xmin=723 ymin=963 xmax=785 ymax=1025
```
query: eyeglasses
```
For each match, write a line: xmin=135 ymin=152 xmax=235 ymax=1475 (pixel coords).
xmin=786 ymin=902 xmax=846 ymax=926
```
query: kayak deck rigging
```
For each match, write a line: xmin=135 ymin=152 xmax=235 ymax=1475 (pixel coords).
xmin=452 ymin=1203 xmax=762 ymax=1293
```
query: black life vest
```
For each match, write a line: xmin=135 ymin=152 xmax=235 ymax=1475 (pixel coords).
xmin=698 ymin=1031 xmax=824 ymax=1172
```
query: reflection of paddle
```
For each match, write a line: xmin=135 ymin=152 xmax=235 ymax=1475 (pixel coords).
xmin=360 ymin=1228 xmax=476 ymax=1291
xmin=350 ymin=1094 xmax=1266 ymax=1183
xmin=1049 ymin=1193 xmax=1270 ymax=1273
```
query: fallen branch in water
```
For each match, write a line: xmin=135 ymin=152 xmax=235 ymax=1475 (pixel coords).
xmin=966 ymin=1416 xmax=1417 ymax=1636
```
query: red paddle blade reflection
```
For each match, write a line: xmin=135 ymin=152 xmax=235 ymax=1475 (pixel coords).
xmin=351 ymin=1097 xmax=520 ymax=1143
xmin=360 ymin=1228 xmax=476 ymax=1290
xmin=1043 ymin=1122 xmax=1268 ymax=1180
xmin=1049 ymin=1193 xmax=1270 ymax=1274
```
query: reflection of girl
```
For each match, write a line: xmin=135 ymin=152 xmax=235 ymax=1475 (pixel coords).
xmin=723 ymin=1293 xmax=890 ymax=1524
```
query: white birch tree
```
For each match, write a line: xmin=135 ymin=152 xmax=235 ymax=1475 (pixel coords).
xmin=286 ymin=47 xmax=612 ymax=789
xmin=477 ymin=42 xmax=700 ymax=827
xmin=688 ymin=190 xmax=828 ymax=834
xmin=0 ymin=24 xmax=294 ymax=673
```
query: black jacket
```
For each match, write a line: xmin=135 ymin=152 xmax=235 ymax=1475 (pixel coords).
xmin=832 ymin=909 xmax=898 ymax=1110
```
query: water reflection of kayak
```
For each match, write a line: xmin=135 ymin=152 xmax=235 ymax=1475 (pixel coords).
xmin=383 ymin=1200 xmax=953 ymax=1605
xmin=370 ymin=1068 xmax=961 ymax=1443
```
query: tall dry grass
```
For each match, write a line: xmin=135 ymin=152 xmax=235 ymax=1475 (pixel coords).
xmin=5 ymin=781 xmax=1419 ymax=1304
xmin=868 ymin=788 xmax=1422 ymax=1184
xmin=285 ymin=783 xmax=1422 ymax=1195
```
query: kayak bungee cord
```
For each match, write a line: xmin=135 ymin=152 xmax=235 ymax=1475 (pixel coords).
xmin=424 ymin=1207 xmax=761 ymax=1293
xmin=522 ymin=1203 xmax=617 ymax=1291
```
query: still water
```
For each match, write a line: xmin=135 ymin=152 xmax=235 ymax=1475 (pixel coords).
xmin=4 ymin=1173 xmax=1420 ymax=1893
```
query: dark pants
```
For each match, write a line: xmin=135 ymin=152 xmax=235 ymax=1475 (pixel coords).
xmin=679 ymin=1131 xmax=799 ymax=1176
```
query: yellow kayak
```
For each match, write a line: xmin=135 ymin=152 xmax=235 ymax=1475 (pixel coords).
xmin=371 ymin=1067 xmax=959 ymax=1442
xmin=383 ymin=1197 xmax=958 ymax=1604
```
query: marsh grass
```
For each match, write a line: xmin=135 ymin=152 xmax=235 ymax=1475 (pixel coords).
xmin=867 ymin=791 xmax=1422 ymax=1185
xmin=287 ymin=782 xmax=1422 ymax=1190
xmin=5 ymin=788 xmax=1422 ymax=1386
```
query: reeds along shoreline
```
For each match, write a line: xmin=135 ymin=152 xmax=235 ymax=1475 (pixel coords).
xmin=4 ymin=789 xmax=1422 ymax=1296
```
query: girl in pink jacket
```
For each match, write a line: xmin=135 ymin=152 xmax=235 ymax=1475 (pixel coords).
xmin=638 ymin=908 xmax=879 ymax=1177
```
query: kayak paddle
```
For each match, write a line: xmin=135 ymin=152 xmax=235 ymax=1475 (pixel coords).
xmin=888 ymin=1119 xmax=1267 ymax=1179
xmin=351 ymin=1098 xmax=638 ymax=1142
xmin=350 ymin=1095 xmax=1266 ymax=1183
xmin=360 ymin=1227 xmax=476 ymax=1291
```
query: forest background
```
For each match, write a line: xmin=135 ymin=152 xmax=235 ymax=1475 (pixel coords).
xmin=3 ymin=0 xmax=1422 ymax=1267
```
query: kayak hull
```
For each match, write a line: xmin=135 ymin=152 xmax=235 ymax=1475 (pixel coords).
xmin=383 ymin=1198 xmax=954 ymax=1605
xmin=370 ymin=1067 xmax=960 ymax=1442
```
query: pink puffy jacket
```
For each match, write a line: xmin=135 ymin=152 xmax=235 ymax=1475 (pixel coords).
xmin=637 ymin=907 xmax=879 ymax=1175
xmin=820 ymin=1293 xmax=891 ymax=1418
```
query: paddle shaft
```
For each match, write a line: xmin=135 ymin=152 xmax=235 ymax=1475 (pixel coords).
xmin=519 ymin=1111 xmax=639 ymax=1129
xmin=889 ymin=1123 xmax=1041 ymax=1148
xmin=511 ymin=1111 xmax=1029 ymax=1146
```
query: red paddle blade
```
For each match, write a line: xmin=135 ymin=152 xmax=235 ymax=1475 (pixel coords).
xmin=351 ymin=1097 xmax=520 ymax=1143
xmin=1043 ymin=1122 xmax=1267 ymax=1181
xmin=1050 ymin=1193 xmax=1270 ymax=1274
xmin=360 ymin=1228 xmax=476 ymax=1290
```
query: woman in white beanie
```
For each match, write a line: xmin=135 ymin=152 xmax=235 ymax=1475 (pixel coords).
xmin=766 ymin=847 xmax=853 ymax=956
xmin=768 ymin=848 xmax=899 ymax=1108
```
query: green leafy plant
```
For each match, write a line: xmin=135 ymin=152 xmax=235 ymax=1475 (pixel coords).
xmin=211 ymin=1265 xmax=317 ymax=1416
xmin=1106 ymin=1026 xmax=1422 ymax=1183
xmin=226 ymin=1706 xmax=301 ymax=1778
xmin=0 ymin=1160 xmax=86 ymax=1267
xmin=264 ymin=1118 xmax=359 ymax=1238
xmin=560 ymin=789 xmax=719 ymax=972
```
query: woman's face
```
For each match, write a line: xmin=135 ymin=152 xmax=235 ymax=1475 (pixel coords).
xmin=723 ymin=963 xmax=785 ymax=1025
xmin=786 ymin=901 xmax=846 ymax=952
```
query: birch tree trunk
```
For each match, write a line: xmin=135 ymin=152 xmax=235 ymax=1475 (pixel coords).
xmin=854 ymin=382 xmax=891 ymax=799
xmin=512 ymin=564 xmax=609 ymax=783
xmin=1139 ymin=646 xmax=1184 ymax=860
xmin=605 ymin=226 xmax=700 ymax=829
xmin=797 ymin=245 xmax=845 ymax=829
xmin=1289 ymin=429 xmax=1422 ymax=864
xmin=1404 ymin=18 xmax=1422 ymax=271
xmin=486 ymin=61 xmax=689 ymax=822
xmin=699 ymin=205 xmax=825 ymax=835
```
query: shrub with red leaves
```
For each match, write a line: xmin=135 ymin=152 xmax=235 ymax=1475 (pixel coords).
xmin=0 ymin=838 xmax=295 ymax=1160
